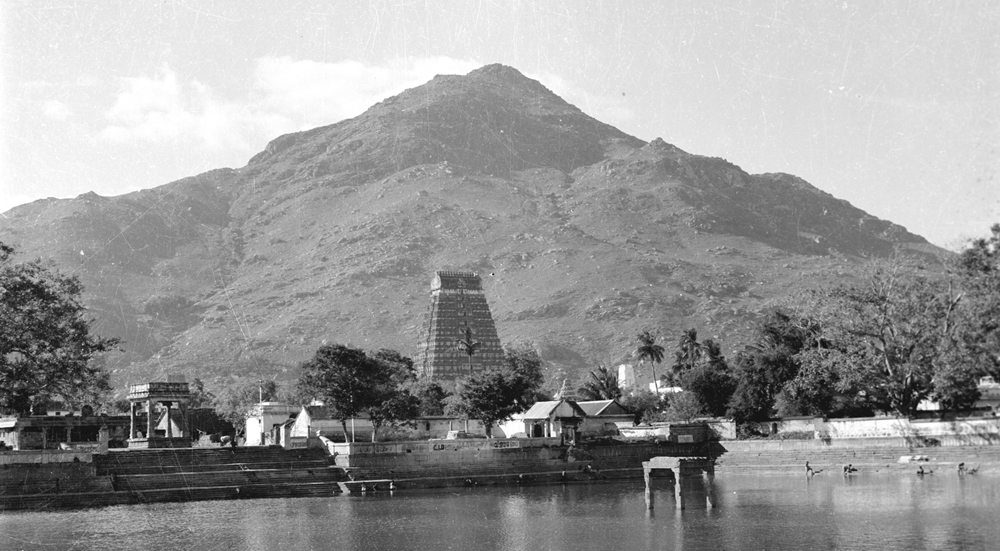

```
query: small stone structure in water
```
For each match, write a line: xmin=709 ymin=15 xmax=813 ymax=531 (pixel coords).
xmin=643 ymin=456 xmax=717 ymax=510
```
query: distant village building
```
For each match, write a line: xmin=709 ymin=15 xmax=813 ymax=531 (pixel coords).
xmin=976 ymin=376 xmax=1000 ymax=414
xmin=288 ymin=406 xmax=486 ymax=444
xmin=617 ymin=363 xmax=636 ymax=392
xmin=245 ymin=402 xmax=300 ymax=446
xmin=498 ymin=400 xmax=588 ymax=440
xmin=418 ymin=271 xmax=503 ymax=380
xmin=917 ymin=376 xmax=1000 ymax=415
xmin=0 ymin=412 xmax=130 ymax=451
xmin=577 ymin=399 xmax=634 ymax=436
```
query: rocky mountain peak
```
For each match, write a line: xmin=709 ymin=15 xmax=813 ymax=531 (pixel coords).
xmin=0 ymin=64 xmax=951 ymax=390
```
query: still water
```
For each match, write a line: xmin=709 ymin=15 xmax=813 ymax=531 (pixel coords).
xmin=2 ymin=474 xmax=998 ymax=551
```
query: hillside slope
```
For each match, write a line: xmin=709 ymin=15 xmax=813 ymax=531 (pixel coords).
xmin=0 ymin=65 xmax=948 ymax=392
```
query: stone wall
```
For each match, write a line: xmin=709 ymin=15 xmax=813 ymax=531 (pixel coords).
xmin=320 ymin=437 xmax=697 ymax=479
xmin=0 ymin=450 xmax=93 ymax=465
xmin=817 ymin=416 xmax=1000 ymax=445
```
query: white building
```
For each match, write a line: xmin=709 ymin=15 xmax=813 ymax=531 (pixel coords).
xmin=617 ymin=364 xmax=636 ymax=392
xmin=244 ymin=402 xmax=299 ymax=446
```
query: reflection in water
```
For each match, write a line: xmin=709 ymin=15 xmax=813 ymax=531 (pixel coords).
xmin=2 ymin=474 xmax=998 ymax=551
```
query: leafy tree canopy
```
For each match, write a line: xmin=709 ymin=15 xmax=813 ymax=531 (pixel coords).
xmin=446 ymin=343 xmax=545 ymax=437
xmin=955 ymin=223 xmax=1000 ymax=376
xmin=671 ymin=328 xmax=702 ymax=381
xmin=799 ymin=257 xmax=965 ymax=417
xmin=726 ymin=309 xmax=825 ymax=423
xmin=680 ymin=341 xmax=736 ymax=418
xmin=619 ymin=389 xmax=662 ymax=425
xmin=297 ymin=344 xmax=420 ymax=441
xmin=407 ymin=378 xmax=451 ymax=417
xmin=0 ymin=242 xmax=120 ymax=415
xmin=214 ymin=379 xmax=280 ymax=433
xmin=578 ymin=365 xmax=621 ymax=401
xmin=661 ymin=391 xmax=704 ymax=423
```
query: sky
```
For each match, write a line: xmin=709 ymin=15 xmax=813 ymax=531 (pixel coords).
xmin=2 ymin=1 xmax=998 ymax=250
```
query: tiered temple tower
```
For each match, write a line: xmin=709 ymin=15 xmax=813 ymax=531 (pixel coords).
xmin=419 ymin=271 xmax=503 ymax=380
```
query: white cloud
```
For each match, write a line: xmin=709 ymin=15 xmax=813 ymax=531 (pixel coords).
xmin=94 ymin=58 xmax=633 ymax=161
xmin=248 ymin=56 xmax=482 ymax=134
xmin=98 ymin=57 xmax=483 ymax=150
xmin=0 ymin=191 xmax=39 ymax=216
xmin=100 ymin=67 xmax=205 ymax=144
xmin=42 ymin=100 xmax=71 ymax=121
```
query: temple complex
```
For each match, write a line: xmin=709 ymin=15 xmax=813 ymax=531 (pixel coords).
xmin=418 ymin=271 xmax=503 ymax=380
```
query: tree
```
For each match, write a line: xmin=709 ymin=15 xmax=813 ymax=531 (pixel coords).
xmin=661 ymin=391 xmax=704 ymax=423
xmin=214 ymin=379 xmax=279 ymax=434
xmin=0 ymin=242 xmax=120 ymax=415
xmin=454 ymin=327 xmax=481 ymax=374
xmin=807 ymin=258 xmax=962 ymax=417
xmin=635 ymin=330 xmax=665 ymax=395
xmin=671 ymin=328 xmax=702 ymax=382
xmin=187 ymin=378 xmax=216 ymax=409
xmin=364 ymin=349 xmax=420 ymax=442
xmin=578 ymin=365 xmax=621 ymax=400
xmin=619 ymin=389 xmax=662 ymax=425
xmin=501 ymin=343 xmax=545 ymax=407
xmin=298 ymin=345 xmax=420 ymax=442
xmin=955 ymin=223 xmax=1000 ymax=377
xmin=297 ymin=344 xmax=372 ymax=440
xmin=446 ymin=344 xmax=545 ymax=437
xmin=726 ymin=310 xmax=824 ymax=424
xmin=408 ymin=377 xmax=451 ymax=416
xmin=680 ymin=340 xmax=735 ymax=417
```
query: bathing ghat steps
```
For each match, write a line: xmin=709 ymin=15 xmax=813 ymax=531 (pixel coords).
xmin=0 ymin=446 xmax=343 ymax=511
xmin=712 ymin=443 xmax=1000 ymax=473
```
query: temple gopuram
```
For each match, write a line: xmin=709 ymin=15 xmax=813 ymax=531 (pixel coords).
xmin=418 ymin=271 xmax=503 ymax=381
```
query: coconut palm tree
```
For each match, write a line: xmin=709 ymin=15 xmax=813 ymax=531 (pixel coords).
xmin=454 ymin=327 xmax=481 ymax=374
xmin=578 ymin=365 xmax=621 ymax=400
xmin=672 ymin=328 xmax=702 ymax=381
xmin=635 ymin=330 xmax=665 ymax=395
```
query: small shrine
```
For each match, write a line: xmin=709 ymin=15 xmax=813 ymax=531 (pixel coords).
xmin=127 ymin=379 xmax=191 ymax=448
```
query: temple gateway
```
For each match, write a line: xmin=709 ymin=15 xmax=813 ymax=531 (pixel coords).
xmin=418 ymin=271 xmax=503 ymax=381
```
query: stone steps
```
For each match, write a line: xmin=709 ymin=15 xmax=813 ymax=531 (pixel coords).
xmin=713 ymin=443 xmax=1000 ymax=474
xmin=2 ymin=446 xmax=342 ymax=511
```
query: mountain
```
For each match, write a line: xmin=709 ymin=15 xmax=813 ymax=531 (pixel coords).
xmin=0 ymin=64 xmax=948 ymax=393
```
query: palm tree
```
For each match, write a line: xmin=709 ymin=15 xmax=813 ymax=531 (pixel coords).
xmin=454 ymin=327 xmax=481 ymax=374
xmin=701 ymin=338 xmax=725 ymax=368
xmin=672 ymin=328 xmax=702 ymax=381
xmin=635 ymin=330 xmax=665 ymax=395
xmin=579 ymin=365 xmax=621 ymax=400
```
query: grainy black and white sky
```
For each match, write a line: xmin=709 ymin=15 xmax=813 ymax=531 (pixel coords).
xmin=2 ymin=1 xmax=997 ymax=249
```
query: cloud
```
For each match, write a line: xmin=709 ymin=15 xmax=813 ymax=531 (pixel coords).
xmin=98 ymin=57 xmax=483 ymax=150
xmin=100 ymin=67 xmax=216 ymax=144
xmin=248 ymin=56 xmax=482 ymax=134
xmin=95 ymin=58 xmax=633 ymax=157
xmin=0 ymin=192 xmax=39 ymax=216
xmin=42 ymin=100 xmax=71 ymax=121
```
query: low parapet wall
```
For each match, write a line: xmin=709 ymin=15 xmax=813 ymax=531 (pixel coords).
xmin=816 ymin=417 xmax=1000 ymax=444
